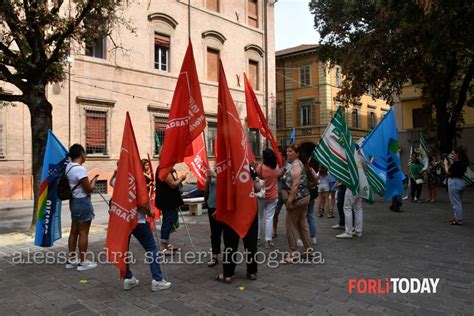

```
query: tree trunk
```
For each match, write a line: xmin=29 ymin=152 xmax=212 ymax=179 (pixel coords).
xmin=26 ymin=84 xmax=53 ymax=233
xmin=436 ymin=107 xmax=454 ymax=155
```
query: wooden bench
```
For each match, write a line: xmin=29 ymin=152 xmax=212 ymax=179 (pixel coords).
xmin=182 ymin=197 xmax=205 ymax=216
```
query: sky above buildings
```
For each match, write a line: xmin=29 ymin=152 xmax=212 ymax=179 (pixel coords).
xmin=275 ymin=0 xmax=320 ymax=51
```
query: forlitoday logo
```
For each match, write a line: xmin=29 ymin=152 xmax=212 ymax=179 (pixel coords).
xmin=348 ymin=278 xmax=440 ymax=294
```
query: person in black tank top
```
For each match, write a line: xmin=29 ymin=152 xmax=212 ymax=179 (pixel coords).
xmin=155 ymin=167 xmax=187 ymax=254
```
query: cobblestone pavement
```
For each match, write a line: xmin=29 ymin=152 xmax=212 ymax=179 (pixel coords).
xmin=0 ymin=188 xmax=473 ymax=315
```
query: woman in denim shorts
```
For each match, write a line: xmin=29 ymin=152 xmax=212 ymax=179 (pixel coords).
xmin=65 ymin=144 xmax=98 ymax=271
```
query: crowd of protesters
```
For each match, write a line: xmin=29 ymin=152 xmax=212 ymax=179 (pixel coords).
xmin=63 ymin=142 xmax=469 ymax=290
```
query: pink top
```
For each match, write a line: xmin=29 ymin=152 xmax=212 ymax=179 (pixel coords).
xmin=257 ymin=164 xmax=279 ymax=200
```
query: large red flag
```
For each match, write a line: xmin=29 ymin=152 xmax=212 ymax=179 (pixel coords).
xmin=158 ymin=39 xmax=206 ymax=181
xmin=216 ymin=61 xmax=257 ymax=238
xmin=146 ymin=153 xmax=160 ymax=230
xmin=106 ymin=112 xmax=149 ymax=278
xmin=244 ymin=73 xmax=283 ymax=166
xmin=184 ymin=133 xmax=208 ymax=191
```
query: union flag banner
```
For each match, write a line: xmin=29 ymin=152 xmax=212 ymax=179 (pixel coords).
xmin=184 ymin=133 xmax=208 ymax=191
xmin=106 ymin=112 xmax=149 ymax=278
xmin=215 ymin=60 xmax=257 ymax=238
xmin=244 ymin=73 xmax=283 ymax=166
xmin=158 ymin=39 xmax=206 ymax=181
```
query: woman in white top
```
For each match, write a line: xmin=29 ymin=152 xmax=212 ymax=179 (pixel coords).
xmin=65 ymin=144 xmax=98 ymax=271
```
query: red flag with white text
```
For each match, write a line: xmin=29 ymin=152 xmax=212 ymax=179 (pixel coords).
xmin=244 ymin=73 xmax=283 ymax=167
xmin=184 ymin=133 xmax=208 ymax=191
xmin=158 ymin=39 xmax=206 ymax=181
xmin=106 ymin=112 xmax=149 ymax=278
xmin=216 ymin=61 xmax=257 ymax=238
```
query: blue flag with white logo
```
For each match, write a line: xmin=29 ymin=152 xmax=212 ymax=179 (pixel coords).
xmin=34 ymin=130 xmax=68 ymax=247
xmin=288 ymin=128 xmax=296 ymax=144
xmin=361 ymin=108 xmax=405 ymax=199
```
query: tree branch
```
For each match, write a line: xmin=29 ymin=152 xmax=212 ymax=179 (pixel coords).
xmin=0 ymin=63 xmax=28 ymax=92
xmin=0 ymin=1 xmax=30 ymax=56
xmin=450 ymin=60 xmax=474 ymax=126
xmin=50 ymin=0 xmax=65 ymax=15
xmin=0 ymin=42 xmax=25 ymax=69
xmin=43 ymin=0 xmax=96 ymax=70
xmin=0 ymin=93 xmax=25 ymax=103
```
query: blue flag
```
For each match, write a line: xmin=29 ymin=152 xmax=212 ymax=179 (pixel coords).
xmin=361 ymin=108 xmax=405 ymax=199
xmin=288 ymin=128 xmax=296 ymax=144
xmin=34 ymin=130 xmax=68 ymax=247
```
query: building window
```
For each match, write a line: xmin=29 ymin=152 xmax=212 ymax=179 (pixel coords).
xmin=248 ymin=0 xmax=258 ymax=27
xmin=412 ymin=108 xmax=429 ymax=129
xmin=299 ymin=101 xmax=313 ymax=126
xmin=248 ymin=60 xmax=259 ymax=90
xmin=351 ymin=109 xmax=360 ymax=128
xmin=368 ymin=112 xmax=377 ymax=129
xmin=154 ymin=33 xmax=170 ymax=71
xmin=206 ymin=0 xmax=219 ymax=12
xmin=207 ymin=123 xmax=217 ymax=157
xmin=85 ymin=110 xmax=107 ymax=155
xmin=335 ymin=66 xmax=342 ymax=87
xmin=300 ymin=65 xmax=310 ymax=87
xmin=248 ymin=128 xmax=260 ymax=157
xmin=85 ymin=36 xmax=106 ymax=59
xmin=276 ymin=102 xmax=283 ymax=128
xmin=154 ymin=116 xmax=167 ymax=156
xmin=207 ymin=48 xmax=219 ymax=82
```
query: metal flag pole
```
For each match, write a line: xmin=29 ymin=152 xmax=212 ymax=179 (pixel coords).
xmin=178 ymin=206 xmax=195 ymax=249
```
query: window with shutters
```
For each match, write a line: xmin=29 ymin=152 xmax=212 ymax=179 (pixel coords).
xmin=154 ymin=33 xmax=170 ymax=71
xmin=85 ymin=36 xmax=106 ymax=59
xmin=368 ymin=112 xmax=377 ymax=129
xmin=85 ymin=110 xmax=107 ymax=155
xmin=248 ymin=128 xmax=260 ymax=158
xmin=300 ymin=65 xmax=310 ymax=87
xmin=207 ymin=48 xmax=219 ymax=82
xmin=335 ymin=66 xmax=342 ymax=87
xmin=154 ymin=116 xmax=167 ymax=156
xmin=207 ymin=122 xmax=217 ymax=157
xmin=299 ymin=100 xmax=314 ymax=126
xmin=249 ymin=60 xmax=259 ymax=90
xmin=276 ymin=102 xmax=283 ymax=129
xmin=206 ymin=0 xmax=219 ymax=12
xmin=352 ymin=109 xmax=360 ymax=128
xmin=248 ymin=0 xmax=258 ymax=28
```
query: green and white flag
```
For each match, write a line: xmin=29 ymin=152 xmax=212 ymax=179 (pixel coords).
xmin=312 ymin=107 xmax=359 ymax=195
xmin=419 ymin=132 xmax=429 ymax=170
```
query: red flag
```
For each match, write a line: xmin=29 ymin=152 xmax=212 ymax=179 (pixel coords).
xmin=244 ymin=73 xmax=283 ymax=167
xmin=184 ymin=133 xmax=209 ymax=191
xmin=158 ymin=39 xmax=206 ymax=181
xmin=106 ymin=112 xmax=149 ymax=278
xmin=215 ymin=61 xmax=257 ymax=238
xmin=146 ymin=154 xmax=161 ymax=230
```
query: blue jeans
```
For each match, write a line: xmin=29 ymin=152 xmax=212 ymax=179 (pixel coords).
xmin=161 ymin=208 xmax=178 ymax=242
xmin=448 ymin=178 xmax=465 ymax=221
xmin=307 ymin=198 xmax=317 ymax=238
xmin=125 ymin=223 xmax=163 ymax=281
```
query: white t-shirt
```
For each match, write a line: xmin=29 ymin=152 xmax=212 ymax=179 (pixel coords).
xmin=66 ymin=162 xmax=89 ymax=198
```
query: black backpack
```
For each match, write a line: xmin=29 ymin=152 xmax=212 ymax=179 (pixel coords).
xmin=57 ymin=165 xmax=81 ymax=200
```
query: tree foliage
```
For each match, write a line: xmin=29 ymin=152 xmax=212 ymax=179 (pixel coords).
xmin=309 ymin=0 xmax=474 ymax=153
xmin=0 ymin=0 xmax=125 ymax=228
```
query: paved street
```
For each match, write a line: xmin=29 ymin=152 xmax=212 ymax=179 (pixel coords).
xmin=0 ymin=188 xmax=473 ymax=315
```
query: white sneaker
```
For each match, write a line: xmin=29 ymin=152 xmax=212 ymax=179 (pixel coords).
xmin=296 ymin=239 xmax=303 ymax=247
xmin=77 ymin=260 xmax=97 ymax=271
xmin=336 ymin=232 xmax=353 ymax=239
xmin=65 ymin=258 xmax=79 ymax=269
xmin=151 ymin=279 xmax=171 ymax=291
xmin=353 ymin=231 xmax=363 ymax=238
xmin=332 ymin=224 xmax=344 ymax=230
xmin=124 ymin=276 xmax=139 ymax=290
xmin=311 ymin=237 xmax=318 ymax=245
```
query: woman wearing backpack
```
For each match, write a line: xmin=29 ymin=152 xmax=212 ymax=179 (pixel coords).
xmin=65 ymin=144 xmax=98 ymax=271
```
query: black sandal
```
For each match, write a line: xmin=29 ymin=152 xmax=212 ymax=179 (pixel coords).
xmin=215 ymin=273 xmax=233 ymax=283
xmin=449 ymin=220 xmax=463 ymax=225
